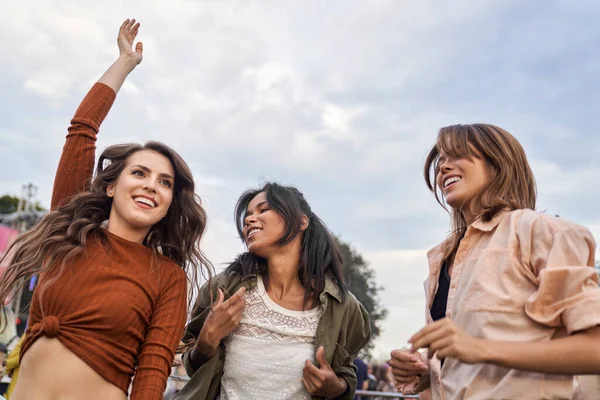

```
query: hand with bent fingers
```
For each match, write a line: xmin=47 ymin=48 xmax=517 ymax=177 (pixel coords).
xmin=408 ymin=318 xmax=485 ymax=364
xmin=118 ymin=18 xmax=144 ymax=64
xmin=389 ymin=348 xmax=429 ymax=394
xmin=195 ymin=287 xmax=247 ymax=357
xmin=302 ymin=346 xmax=347 ymax=398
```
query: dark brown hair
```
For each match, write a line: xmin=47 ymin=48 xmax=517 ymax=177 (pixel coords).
xmin=424 ymin=123 xmax=537 ymax=262
xmin=0 ymin=141 xmax=212 ymax=330
xmin=227 ymin=182 xmax=347 ymax=308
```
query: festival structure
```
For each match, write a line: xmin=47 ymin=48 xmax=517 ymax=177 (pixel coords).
xmin=0 ymin=183 xmax=46 ymax=345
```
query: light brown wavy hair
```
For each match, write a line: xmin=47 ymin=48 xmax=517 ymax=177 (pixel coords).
xmin=0 ymin=141 xmax=213 ymax=337
xmin=424 ymin=123 xmax=537 ymax=263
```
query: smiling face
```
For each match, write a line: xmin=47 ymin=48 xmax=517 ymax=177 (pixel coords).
xmin=436 ymin=149 xmax=490 ymax=216
xmin=425 ymin=124 xmax=537 ymax=248
xmin=106 ymin=149 xmax=175 ymax=242
xmin=242 ymin=191 xmax=287 ymax=258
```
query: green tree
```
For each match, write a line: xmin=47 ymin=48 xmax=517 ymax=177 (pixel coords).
xmin=0 ymin=195 xmax=19 ymax=214
xmin=0 ymin=194 xmax=46 ymax=214
xmin=337 ymin=237 xmax=388 ymax=358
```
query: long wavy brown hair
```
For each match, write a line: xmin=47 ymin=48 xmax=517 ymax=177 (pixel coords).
xmin=0 ymin=141 xmax=212 ymax=333
xmin=424 ymin=123 xmax=537 ymax=263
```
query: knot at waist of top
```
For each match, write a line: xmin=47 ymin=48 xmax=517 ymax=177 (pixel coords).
xmin=31 ymin=315 xmax=61 ymax=338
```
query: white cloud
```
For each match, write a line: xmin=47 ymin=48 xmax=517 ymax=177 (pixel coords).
xmin=364 ymin=249 xmax=430 ymax=361
xmin=2 ymin=0 xmax=600 ymax=359
xmin=122 ymin=81 xmax=140 ymax=95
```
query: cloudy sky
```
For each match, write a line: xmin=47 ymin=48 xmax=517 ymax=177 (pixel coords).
xmin=2 ymin=0 xmax=600 ymax=361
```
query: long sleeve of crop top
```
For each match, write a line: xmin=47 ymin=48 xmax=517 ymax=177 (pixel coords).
xmin=51 ymin=83 xmax=116 ymax=210
xmin=130 ymin=267 xmax=188 ymax=399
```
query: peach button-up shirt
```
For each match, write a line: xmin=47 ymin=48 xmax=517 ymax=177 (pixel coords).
xmin=424 ymin=209 xmax=600 ymax=400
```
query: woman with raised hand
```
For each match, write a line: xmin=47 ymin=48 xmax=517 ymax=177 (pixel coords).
xmin=175 ymin=182 xmax=371 ymax=400
xmin=0 ymin=19 xmax=211 ymax=400
xmin=390 ymin=124 xmax=600 ymax=399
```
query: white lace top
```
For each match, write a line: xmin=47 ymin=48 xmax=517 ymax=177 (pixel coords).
xmin=220 ymin=276 xmax=324 ymax=400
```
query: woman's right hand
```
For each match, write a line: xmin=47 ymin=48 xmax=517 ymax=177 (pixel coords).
xmin=195 ymin=287 xmax=247 ymax=357
xmin=117 ymin=18 xmax=143 ymax=65
xmin=389 ymin=348 xmax=429 ymax=394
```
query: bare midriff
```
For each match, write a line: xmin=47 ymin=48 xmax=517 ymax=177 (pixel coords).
xmin=11 ymin=337 xmax=127 ymax=400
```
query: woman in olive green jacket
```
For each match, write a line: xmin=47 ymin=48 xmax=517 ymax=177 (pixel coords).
xmin=175 ymin=182 xmax=371 ymax=400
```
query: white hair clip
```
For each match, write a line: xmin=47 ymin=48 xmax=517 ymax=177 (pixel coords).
xmin=102 ymin=158 xmax=113 ymax=170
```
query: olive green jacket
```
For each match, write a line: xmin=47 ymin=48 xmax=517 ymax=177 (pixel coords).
xmin=174 ymin=272 xmax=371 ymax=400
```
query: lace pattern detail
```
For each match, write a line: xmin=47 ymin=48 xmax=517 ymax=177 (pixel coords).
xmin=221 ymin=336 xmax=313 ymax=400
xmin=234 ymin=276 xmax=323 ymax=341
xmin=220 ymin=276 xmax=324 ymax=399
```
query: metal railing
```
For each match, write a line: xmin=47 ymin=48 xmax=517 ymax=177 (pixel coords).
xmin=167 ymin=376 xmax=420 ymax=398
xmin=356 ymin=390 xmax=419 ymax=398
xmin=169 ymin=374 xmax=189 ymax=382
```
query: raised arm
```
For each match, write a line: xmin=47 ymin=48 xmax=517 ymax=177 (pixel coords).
xmin=98 ymin=19 xmax=143 ymax=92
xmin=51 ymin=19 xmax=143 ymax=209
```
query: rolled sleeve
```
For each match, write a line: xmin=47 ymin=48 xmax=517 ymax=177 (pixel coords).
xmin=182 ymin=348 xmax=198 ymax=378
xmin=524 ymin=221 xmax=600 ymax=334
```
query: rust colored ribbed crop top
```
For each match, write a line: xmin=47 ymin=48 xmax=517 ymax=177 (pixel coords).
xmin=20 ymin=83 xmax=188 ymax=399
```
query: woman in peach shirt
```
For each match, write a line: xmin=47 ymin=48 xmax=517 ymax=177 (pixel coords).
xmin=390 ymin=124 xmax=600 ymax=399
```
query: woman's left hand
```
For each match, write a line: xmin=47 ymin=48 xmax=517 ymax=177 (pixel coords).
xmin=303 ymin=346 xmax=347 ymax=398
xmin=408 ymin=318 xmax=486 ymax=364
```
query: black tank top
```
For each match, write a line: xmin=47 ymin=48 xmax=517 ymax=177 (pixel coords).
xmin=430 ymin=260 xmax=450 ymax=322
xmin=429 ymin=260 xmax=451 ymax=366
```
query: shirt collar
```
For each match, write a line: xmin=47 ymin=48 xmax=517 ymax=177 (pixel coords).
xmin=470 ymin=208 xmax=511 ymax=232
xmin=426 ymin=208 xmax=512 ymax=264
xmin=242 ymin=273 xmax=342 ymax=303
xmin=323 ymin=276 xmax=343 ymax=303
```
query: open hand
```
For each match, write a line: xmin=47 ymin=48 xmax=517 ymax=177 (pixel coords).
xmin=302 ymin=346 xmax=347 ymax=398
xmin=118 ymin=18 xmax=143 ymax=65
xmin=408 ymin=318 xmax=485 ymax=364
xmin=195 ymin=287 xmax=246 ymax=356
